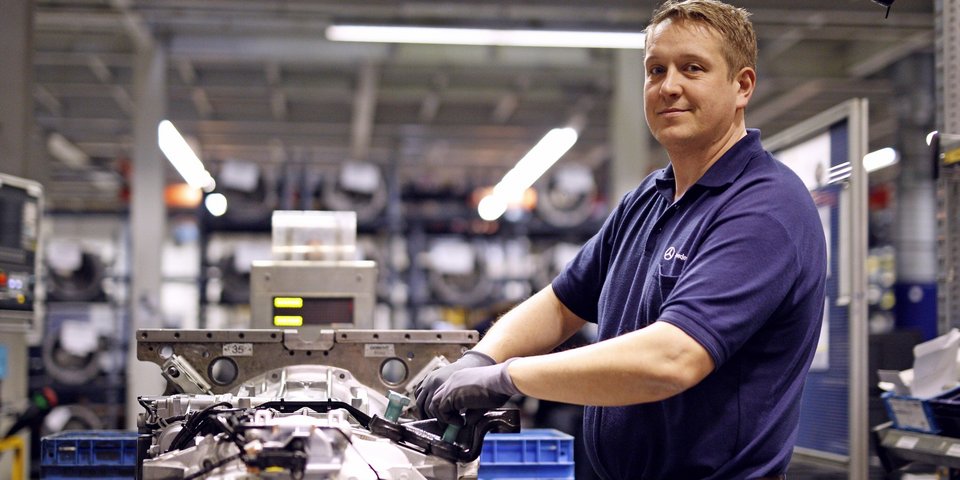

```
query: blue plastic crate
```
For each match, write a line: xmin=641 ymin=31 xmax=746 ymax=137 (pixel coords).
xmin=479 ymin=428 xmax=575 ymax=480
xmin=41 ymin=430 xmax=137 ymax=480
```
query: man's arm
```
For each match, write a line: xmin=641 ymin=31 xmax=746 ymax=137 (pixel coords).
xmin=507 ymin=321 xmax=715 ymax=406
xmin=471 ymin=285 xmax=587 ymax=362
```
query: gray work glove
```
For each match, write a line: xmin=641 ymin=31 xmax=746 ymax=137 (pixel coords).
xmin=415 ymin=350 xmax=496 ymax=419
xmin=427 ymin=358 xmax=522 ymax=426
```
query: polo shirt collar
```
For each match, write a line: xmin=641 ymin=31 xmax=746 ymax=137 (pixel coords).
xmin=654 ymin=129 xmax=762 ymax=199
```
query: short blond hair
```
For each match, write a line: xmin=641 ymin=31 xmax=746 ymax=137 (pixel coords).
xmin=646 ymin=0 xmax=758 ymax=79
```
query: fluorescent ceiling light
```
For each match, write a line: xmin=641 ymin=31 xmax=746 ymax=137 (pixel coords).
xmin=327 ymin=25 xmax=644 ymax=49
xmin=158 ymin=120 xmax=216 ymax=192
xmin=479 ymin=127 xmax=579 ymax=221
xmin=863 ymin=147 xmax=898 ymax=172
xmin=205 ymin=192 xmax=228 ymax=217
xmin=827 ymin=147 xmax=898 ymax=184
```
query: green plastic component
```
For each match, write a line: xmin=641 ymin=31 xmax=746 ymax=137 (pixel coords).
xmin=384 ymin=391 xmax=411 ymax=423
xmin=442 ymin=423 xmax=461 ymax=443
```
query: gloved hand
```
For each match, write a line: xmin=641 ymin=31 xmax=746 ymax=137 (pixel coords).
xmin=415 ymin=350 xmax=497 ymax=418
xmin=427 ymin=358 xmax=521 ymax=426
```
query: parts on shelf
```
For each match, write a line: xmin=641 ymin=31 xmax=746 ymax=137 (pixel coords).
xmin=40 ymin=304 xmax=126 ymax=386
xmin=321 ymin=162 xmax=389 ymax=224
xmin=45 ymin=243 xmax=107 ymax=302
xmin=216 ymin=254 xmax=251 ymax=305
xmin=41 ymin=404 xmax=105 ymax=436
xmin=206 ymin=236 xmax=272 ymax=307
xmin=532 ymin=242 xmax=583 ymax=290
xmin=535 ymin=164 xmax=598 ymax=228
xmin=426 ymin=239 xmax=495 ymax=307
xmin=213 ymin=161 xmax=280 ymax=226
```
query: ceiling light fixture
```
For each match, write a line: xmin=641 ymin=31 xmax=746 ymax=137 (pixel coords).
xmin=828 ymin=147 xmax=899 ymax=184
xmin=478 ymin=127 xmax=579 ymax=221
xmin=863 ymin=147 xmax=899 ymax=172
xmin=204 ymin=192 xmax=228 ymax=217
xmin=157 ymin=120 xmax=216 ymax=192
xmin=326 ymin=25 xmax=645 ymax=49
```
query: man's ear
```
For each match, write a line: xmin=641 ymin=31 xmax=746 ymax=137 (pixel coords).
xmin=734 ymin=67 xmax=756 ymax=109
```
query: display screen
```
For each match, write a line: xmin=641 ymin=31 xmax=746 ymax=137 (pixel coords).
xmin=272 ymin=296 xmax=354 ymax=327
xmin=0 ymin=180 xmax=39 ymax=311
xmin=0 ymin=189 xmax=26 ymax=253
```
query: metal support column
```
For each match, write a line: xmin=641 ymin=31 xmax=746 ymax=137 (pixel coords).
xmin=938 ymin=0 xmax=960 ymax=334
xmin=126 ymin=40 xmax=167 ymax=428
xmin=848 ymin=98 xmax=870 ymax=480
xmin=609 ymin=49 xmax=653 ymax=201
xmin=0 ymin=4 xmax=37 ymax=476
xmin=0 ymin=0 xmax=37 ymax=181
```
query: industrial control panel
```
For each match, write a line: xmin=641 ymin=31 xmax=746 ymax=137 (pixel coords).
xmin=0 ymin=173 xmax=42 ymax=321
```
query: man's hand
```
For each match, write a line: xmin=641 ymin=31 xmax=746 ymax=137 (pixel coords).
xmin=427 ymin=359 xmax=521 ymax=425
xmin=415 ymin=350 xmax=496 ymax=418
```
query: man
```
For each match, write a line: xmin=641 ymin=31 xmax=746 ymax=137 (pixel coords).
xmin=416 ymin=1 xmax=827 ymax=478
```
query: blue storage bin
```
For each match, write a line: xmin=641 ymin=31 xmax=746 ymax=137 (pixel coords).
xmin=41 ymin=430 xmax=137 ymax=480
xmin=479 ymin=428 xmax=575 ymax=480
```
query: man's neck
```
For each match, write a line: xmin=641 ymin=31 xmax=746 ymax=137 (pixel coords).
xmin=667 ymin=125 xmax=748 ymax=201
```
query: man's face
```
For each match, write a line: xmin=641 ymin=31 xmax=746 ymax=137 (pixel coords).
xmin=643 ymin=19 xmax=748 ymax=152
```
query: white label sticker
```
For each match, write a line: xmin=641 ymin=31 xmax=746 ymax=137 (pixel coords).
xmin=947 ymin=443 xmax=960 ymax=457
xmin=223 ymin=343 xmax=254 ymax=356
xmin=888 ymin=397 xmax=931 ymax=431
xmin=895 ymin=435 xmax=919 ymax=449
xmin=365 ymin=344 xmax=396 ymax=357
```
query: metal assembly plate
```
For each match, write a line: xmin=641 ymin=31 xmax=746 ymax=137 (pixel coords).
xmin=136 ymin=329 xmax=477 ymax=397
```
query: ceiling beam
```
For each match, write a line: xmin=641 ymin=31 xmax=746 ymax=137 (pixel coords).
xmin=847 ymin=30 xmax=934 ymax=78
xmin=418 ymin=73 xmax=448 ymax=123
xmin=270 ymin=90 xmax=287 ymax=121
xmin=177 ymin=59 xmax=198 ymax=85
xmin=87 ymin=54 xmax=114 ymax=83
xmin=351 ymin=62 xmax=379 ymax=161
xmin=109 ymin=0 xmax=154 ymax=50
xmin=34 ymin=85 xmax=62 ymax=115
xmin=111 ymin=86 xmax=134 ymax=115
xmin=191 ymin=87 xmax=215 ymax=119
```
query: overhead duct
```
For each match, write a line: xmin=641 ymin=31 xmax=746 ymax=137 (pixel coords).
xmin=322 ymin=161 xmax=388 ymax=224
xmin=535 ymin=163 xmax=598 ymax=228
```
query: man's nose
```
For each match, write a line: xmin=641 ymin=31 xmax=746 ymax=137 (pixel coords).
xmin=660 ymin=68 xmax=682 ymax=96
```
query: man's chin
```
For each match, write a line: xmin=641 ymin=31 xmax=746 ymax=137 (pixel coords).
xmin=652 ymin=128 xmax=693 ymax=148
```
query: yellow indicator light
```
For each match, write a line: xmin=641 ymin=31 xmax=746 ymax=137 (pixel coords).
xmin=274 ymin=297 xmax=304 ymax=309
xmin=16 ymin=294 xmax=25 ymax=304
xmin=273 ymin=315 xmax=303 ymax=327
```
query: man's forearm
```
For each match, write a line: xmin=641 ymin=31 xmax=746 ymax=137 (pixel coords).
xmin=472 ymin=285 xmax=585 ymax=363
xmin=507 ymin=321 xmax=715 ymax=406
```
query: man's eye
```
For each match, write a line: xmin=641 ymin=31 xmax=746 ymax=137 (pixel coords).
xmin=648 ymin=66 xmax=665 ymax=75
xmin=686 ymin=64 xmax=704 ymax=72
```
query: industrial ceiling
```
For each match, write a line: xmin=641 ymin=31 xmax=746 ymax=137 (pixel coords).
xmin=32 ymin=0 xmax=936 ymax=211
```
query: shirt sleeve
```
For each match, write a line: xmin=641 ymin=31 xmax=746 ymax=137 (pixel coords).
xmin=658 ymin=208 xmax=801 ymax=367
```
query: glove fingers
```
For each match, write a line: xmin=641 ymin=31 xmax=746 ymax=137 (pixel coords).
xmin=415 ymin=385 xmax=431 ymax=419
xmin=434 ymin=387 xmax=465 ymax=426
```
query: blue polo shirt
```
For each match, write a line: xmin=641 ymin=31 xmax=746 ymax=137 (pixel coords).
xmin=552 ymin=130 xmax=827 ymax=480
